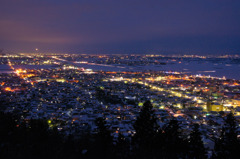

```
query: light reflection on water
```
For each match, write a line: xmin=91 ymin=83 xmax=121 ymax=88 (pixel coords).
xmin=0 ymin=62 xmax=240 ymax=80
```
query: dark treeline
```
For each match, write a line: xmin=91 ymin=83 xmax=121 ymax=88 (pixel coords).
xmin=1 ymin=101 xmax=240 ymax=159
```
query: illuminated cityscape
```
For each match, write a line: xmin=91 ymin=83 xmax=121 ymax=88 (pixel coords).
xmin=1 ymin=53 xmax=240 ymax=158
xmin=1 ymin=0 xmax=240 ymax=158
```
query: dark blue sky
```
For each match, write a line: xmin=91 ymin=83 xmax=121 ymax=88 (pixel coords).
xmin=0 ymin=0 xmax=240 ymax=54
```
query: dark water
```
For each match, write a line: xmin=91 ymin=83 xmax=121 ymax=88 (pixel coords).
xmin=0 ymin=65 xmax=14 ymax=73
xmin=75 ymin=62 xmax=240 ymax=80
xmin=1 ymin=62 xmax=240 ymax=80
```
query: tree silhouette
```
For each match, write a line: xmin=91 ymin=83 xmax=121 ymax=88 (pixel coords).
xmin=132 ymin=100 xmax=158 ymax=158
xmin=88 ymin=117 xmax=114 ymax=159
xmin=0 ymin=112 xmax=65 ymax=159
xmin=213 ymin=113 xmax=240 ymax=159
xmin=115 ymin=133 xmax=130 ymax=159
xmin=162 ymin=118 xmax=188 ymax=158
xmin=188 ymin=124 xmax=207 ymax=159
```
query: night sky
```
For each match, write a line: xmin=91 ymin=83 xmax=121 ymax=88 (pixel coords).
xmin=0 ymin=0 xmax=240 ymax=54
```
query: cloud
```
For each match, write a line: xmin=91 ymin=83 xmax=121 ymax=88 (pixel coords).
xmin=0 ymin=20 xmax=76 ymax=44
xmin=0 ymin=0 xmax=240 ymax=54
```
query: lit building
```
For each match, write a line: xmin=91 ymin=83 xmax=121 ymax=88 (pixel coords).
xmin=207 ymin=101 xmax=223 ymax=112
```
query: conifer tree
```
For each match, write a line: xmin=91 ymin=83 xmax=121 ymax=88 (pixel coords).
xmin=132 ymin=100 xmax=158 ymax=158
xmin=213 ymin=113 xmax=240 ymax=159
xmin=88 ymin=117 xmax=114 ymax=159
xmin=115 ymin=133 xmax=130 ymax=159
xmin=95 ymin=117 xmax=112 ymax=142
xmin=162 ymin=118 xmax=187 ymax=158
xmin=188 ymin=124 xmax=207 ymax=159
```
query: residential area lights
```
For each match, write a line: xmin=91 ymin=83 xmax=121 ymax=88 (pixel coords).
xmin=109 ymin=77 xmax=204 ymax=104
xmin=1 ymin=53 xmax=240 ymax=154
